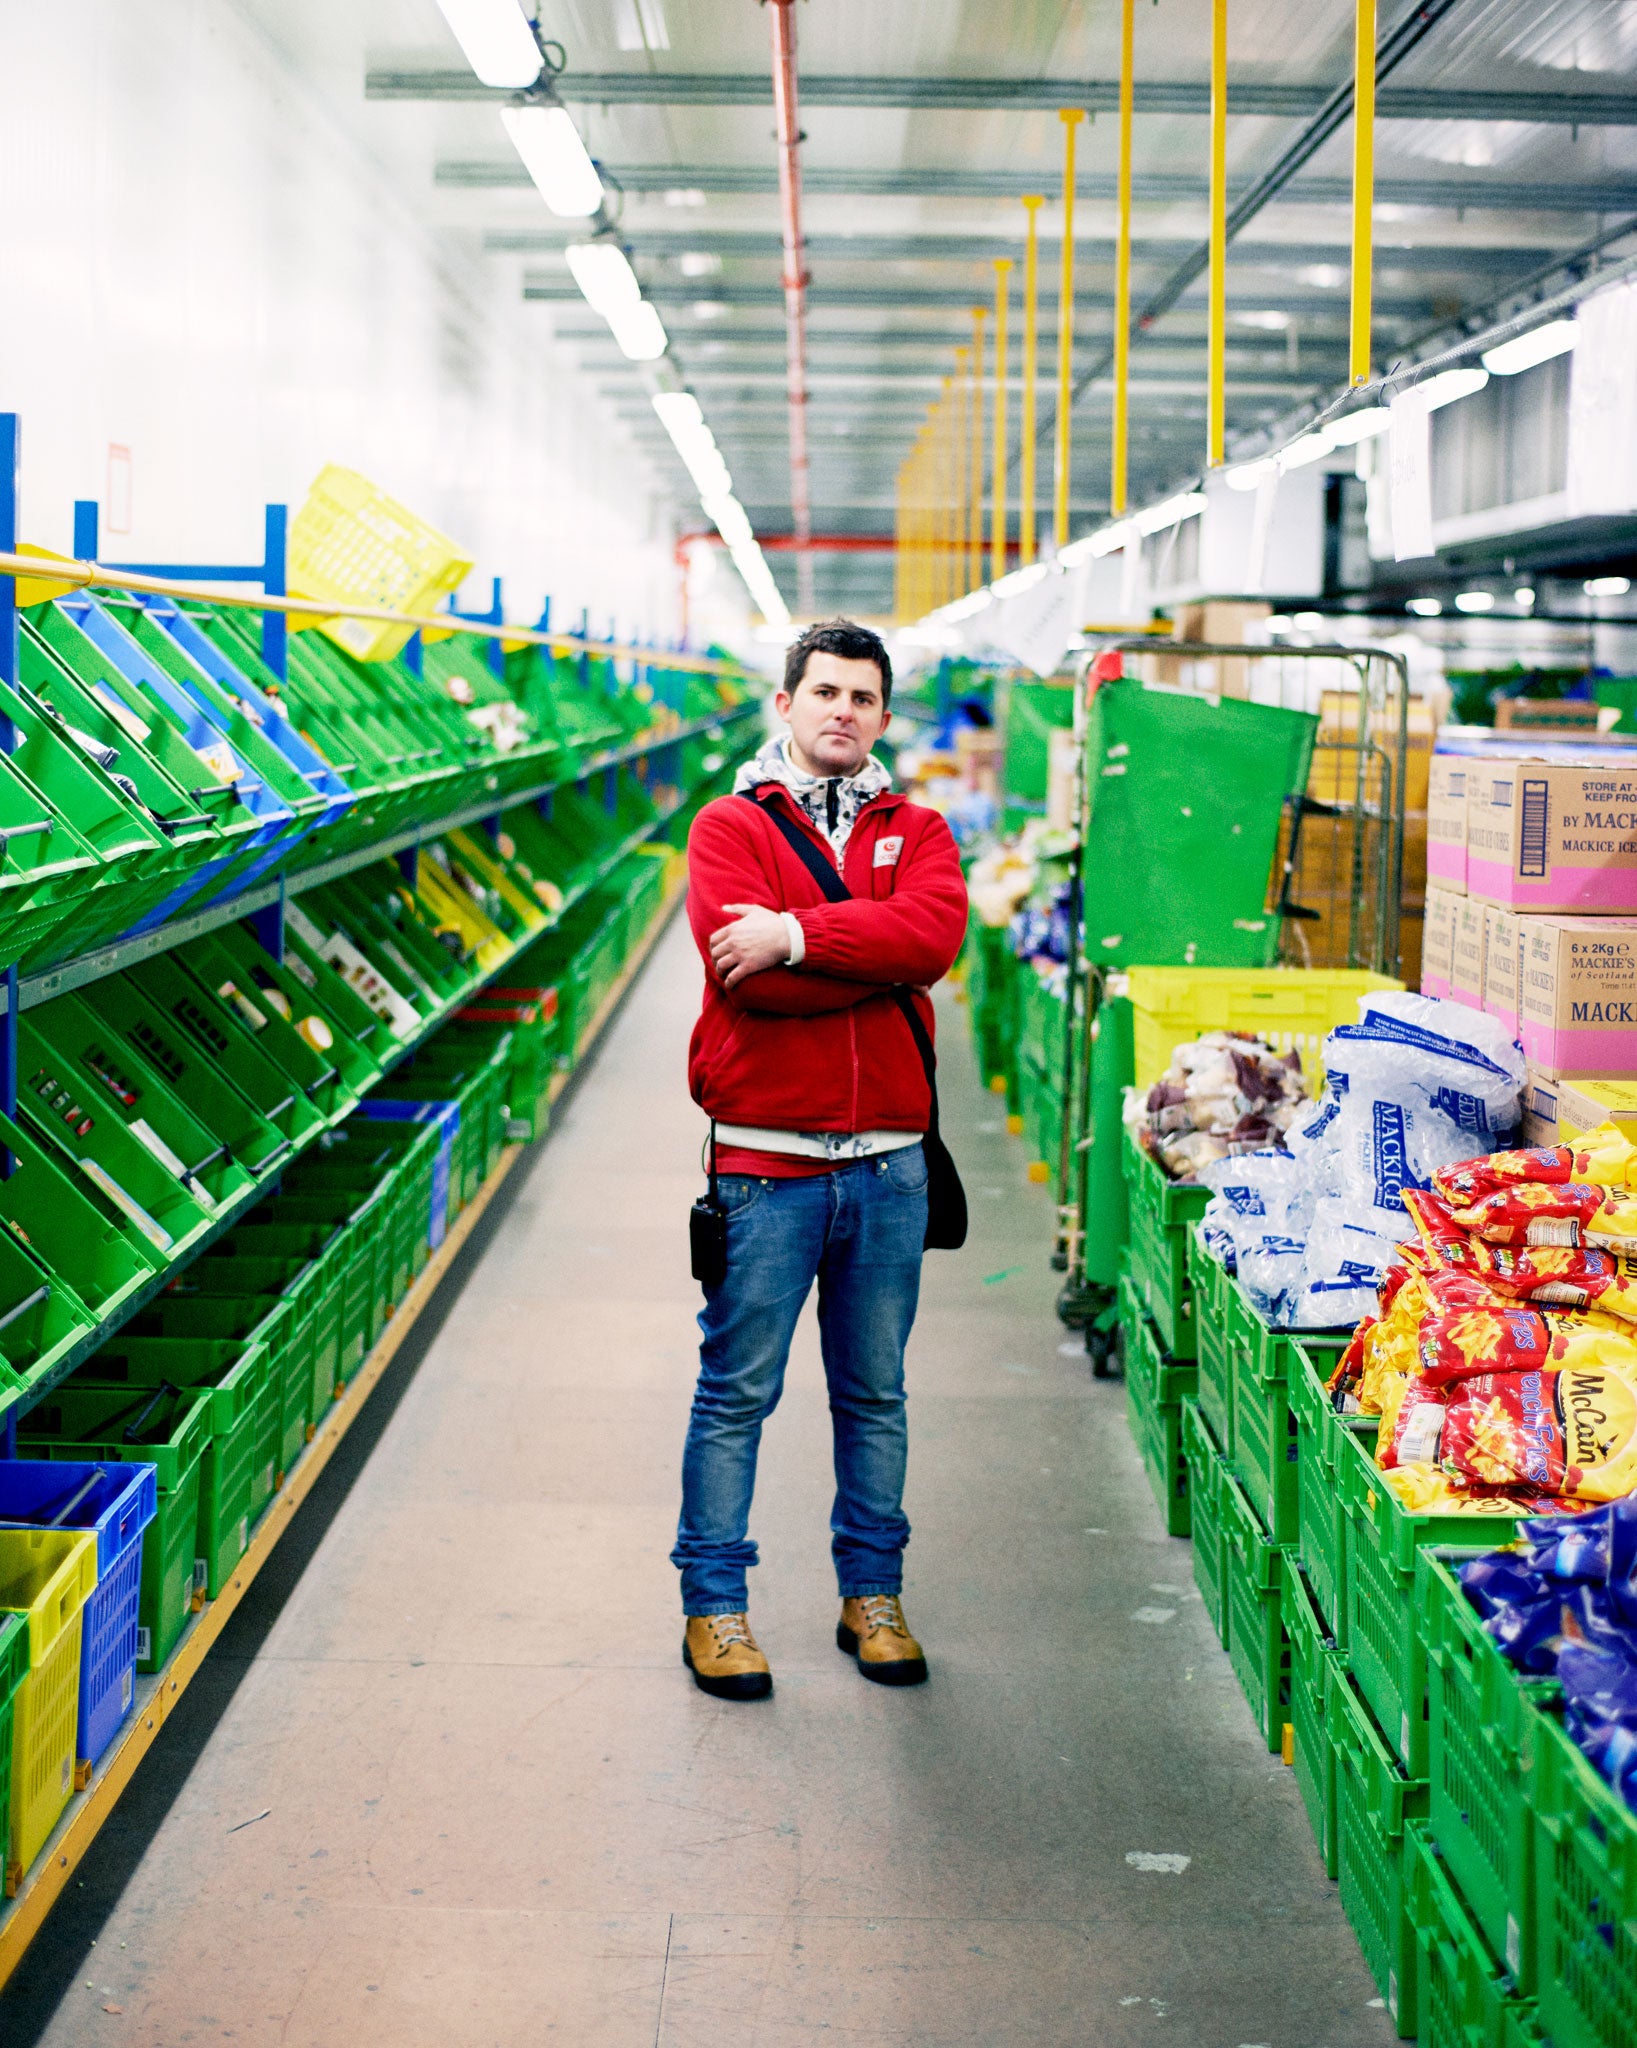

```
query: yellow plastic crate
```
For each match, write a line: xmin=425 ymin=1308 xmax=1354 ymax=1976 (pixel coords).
xmin=0 ymin=1528 xmax=97 ymax=1887
xmin=288 ymin=464 xmax=474 ymax=663
xmin=1127 ymin=966 xmax=1403 ymax=1092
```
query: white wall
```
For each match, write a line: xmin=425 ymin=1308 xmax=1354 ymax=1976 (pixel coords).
xmin=0 ymin=0 xmax=696 ymax=645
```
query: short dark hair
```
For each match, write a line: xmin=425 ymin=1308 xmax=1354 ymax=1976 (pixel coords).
xmin=782 ymin=617 xmax=893 ymax=707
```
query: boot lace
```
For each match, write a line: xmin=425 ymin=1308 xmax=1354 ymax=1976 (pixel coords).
xmin=707 ymin=1613 xmax=758 ymax=1653
xmin=859 ymin=1595 xmax=907 ymax=1637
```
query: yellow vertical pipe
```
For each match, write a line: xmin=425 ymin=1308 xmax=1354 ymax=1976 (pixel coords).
xmin=1207 ymin=0 xmax=1228 ymax=468
xmin=1111 ymin=0 xmax=1135 ymax=517
xmin=952 ymin=351 xmax=969 ymax=601
xmin=942 ymin=385 xmax=956 ymax=608
xmin=969 ymin=306 xmax=987 ymax=593
xmin=991 ymin=259 xmax=1012 ymax=582
xmin=1019 ymin=195 xmax=1044 ymax=565
xmin=1350 ymin=0 xmax=1377 ymax=385
xmin=1054 ymin=109 xmax=1084 ymax=555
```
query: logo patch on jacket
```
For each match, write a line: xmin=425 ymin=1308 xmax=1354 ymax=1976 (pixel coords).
xmin=873 ymin=835 xmax=904 ymax=868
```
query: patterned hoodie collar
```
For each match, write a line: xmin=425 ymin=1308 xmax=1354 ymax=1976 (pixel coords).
xmin=733 ymin=733 xmax=892 ymax=853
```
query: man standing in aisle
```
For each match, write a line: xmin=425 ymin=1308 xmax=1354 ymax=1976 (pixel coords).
xmin=674 ymin=618 xmax=968 ymax=1701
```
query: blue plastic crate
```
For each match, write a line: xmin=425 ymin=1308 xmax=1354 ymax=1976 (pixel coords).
xmin=0 ymin=1460 xmax=157 ymax=1771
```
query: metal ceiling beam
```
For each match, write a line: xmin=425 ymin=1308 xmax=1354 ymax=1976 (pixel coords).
xmin=442 ymin=161 xmax=1637 ymax=215
xmin=367 ymin=69 xmax=1637 ymax=124
xmin=526 ymin=281 xmax=1438 ymax=316
xmin=557 ymin=322 xmax=1348 ymax=353
xmin=496 ymin=229 xmax=1554 ymax=275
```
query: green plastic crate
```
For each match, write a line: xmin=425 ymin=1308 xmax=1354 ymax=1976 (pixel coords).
xmin=1122 ymin=1131 xmax=1210 ymax=1360
xmin=1291 ymin=1339 xmax=1350 ymax=1644
xmin=1117 ymin=1272 xmax=1195 ymax=1538
xmin=1530 ymin=1709 xmax=1637 ymax=2048
xmin=1336 ymin=1422 xmax=1526 ymax=1776
xmin=0 ymin=1614 xmax=27 ymax=1886
xmin=1330 ymin=1661 xmax=1427 ymax=2037
xmin=1180 ymin=1398 xmax=1228 ymax=1646
xmin=17 ymin=1383 xmax=210 ymax=1673
xmin=1282 ymin=1562 xmax=1340 ymax=1877
xmin=0 ymin=1108 xmax=158 ymax=1319
xmin=1220 ymin=1462 xmax=1289 ymax=1752
xmin=1424 ymin=1551 xmax=1543 ymax=1988
xmin=1187 ymin=1224 xmax=1234 ymax=1454
xmin=1406 ymin=1821 xmax=1517 ymax=2048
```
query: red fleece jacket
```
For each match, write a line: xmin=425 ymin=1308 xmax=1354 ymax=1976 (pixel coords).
xmin=687 ymin=783 xmax=968 ymax=1150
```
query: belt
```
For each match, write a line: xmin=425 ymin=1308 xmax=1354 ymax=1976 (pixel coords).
xmin=714 ymin=1124 xmax=922 ymax=1162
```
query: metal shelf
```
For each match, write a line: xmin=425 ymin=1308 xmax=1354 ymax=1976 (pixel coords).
xmin=0 ymin=741 xmax=750 ymax=1420
xmin=2 ymin=701 xmax=758 ymax=1015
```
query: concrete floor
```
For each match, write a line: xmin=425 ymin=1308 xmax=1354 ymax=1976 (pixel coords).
xmin=4 ymin=910 xmax=1397 ymax=2048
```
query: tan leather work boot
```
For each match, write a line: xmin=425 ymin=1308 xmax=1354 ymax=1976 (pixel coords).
xmin=837 ymin=1595 xmax=928 ymax=1687
xmin=683 ymin=1613 xmax=773 ymax=1701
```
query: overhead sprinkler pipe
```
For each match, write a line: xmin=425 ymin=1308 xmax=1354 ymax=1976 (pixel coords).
xmin=1111 ymin=0 xmax=1135 ymax=516
xmin=991 ymin=259 xmax=1012 ymax=583
xmin=1054 ymin=110 xmax=1085 ymax=554
xmin=1020 ymin=195 xmax=1044 ymax=564
xmin=1208 ymin=0 xmax=1228 ymax=469
xmin=1351 ymin=0 xmax=1377 ymax=385
xmin=968 ymin=305 xmax=987 ymax=594
xmin=766 ymin=0 xmax=813 ymax=613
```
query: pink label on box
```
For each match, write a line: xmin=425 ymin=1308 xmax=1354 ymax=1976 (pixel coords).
xmin=1520 ymin=1018 xmax=1637 ymax=1079
xmin=1466 ymin=853 xmax=1637 ymax=913
xmin=1427 ymin=843 xmax=1466 ymax=889
xmin=1420 ymin=973 xmax=1452 ymax=1001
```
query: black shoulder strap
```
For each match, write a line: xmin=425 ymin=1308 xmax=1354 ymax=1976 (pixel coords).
xmin=743 ymin=792 xmax=939 ymax=1112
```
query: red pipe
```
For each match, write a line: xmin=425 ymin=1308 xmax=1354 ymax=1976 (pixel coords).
xmin=767 ymin=0 xmax=813 ymax=614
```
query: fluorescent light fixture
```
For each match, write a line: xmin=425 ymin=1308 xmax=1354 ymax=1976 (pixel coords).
xmin=1225 ymin=458 xmax=1277 ymax=491
xmin=1454 ymin=590 xmax=1495 ymax=612
xmin=1132 ymin=491 xmax=1206 ymax=538
xmin=608 ymin=299 xmax=669 ymax=361
xmin=1514 ymin=587 xmax=1536 ymax=608
xmin=1418 ymin=366 xmax=1489 ymax=412
xmin=565 ymin=241 xmax=643 ymax=317
xmin=1087 ymin=520 xmax=1133 ymax=556
xmin=1266 ymin=615 xmax=1292 ymax=631
xmin=1281 ymin=432 xmax=1334 ymax=470
xmin=1482 ymin=319 xmax=1576 ymax=377
xmin=942 ymin=590 xmax=994 ymax=621
xmin=1326 ymin=406 xmax=1391 ymax=445
xmin=499 ymin=105 xmax=604 ymax=217
xmin=1407 ymin=597 xmax=1443 ymax=616
xmin=1586 ymin=575 xmax=1632 ymax=597
xmin=433 ymin=0 xmax=542 ymax=87
xmin=1292 ymin=611 xmax=1325 ymax=629
xmin=992 ymin=562 xmax=1051 ymax=598
xmin=651 ymin=393 xmax=788 ymax=626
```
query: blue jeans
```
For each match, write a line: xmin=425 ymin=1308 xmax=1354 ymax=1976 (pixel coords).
xmin=672 ymin=1145 xmax=929 ymax=1616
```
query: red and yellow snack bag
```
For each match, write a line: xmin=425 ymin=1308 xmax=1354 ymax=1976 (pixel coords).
xmin=1415 ymin=1304 xmax=1637 ymax=1386
xmin=1468 ymin=1242 xmax=1637 ymax=1320
xmin=1402 ymin=1189 xmax=1484 ymax=1268
xmin=1434 ymin=1148 xmax=1574 ymax=1205
xmin=1569 ymin=1122 xmax=1637 ymax=1190
xmin=1379 ymin=1463 xmax=1585 ymax=1517
xmin=1391 ymin=1354 xmax=1637 ymax=1501
xmin=1440 ymin=1181 xmax=1605 ymax=1248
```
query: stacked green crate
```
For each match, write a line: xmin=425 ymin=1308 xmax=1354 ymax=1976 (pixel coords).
xmin=1114 ymin=1269 xmax=1194 ymax=1538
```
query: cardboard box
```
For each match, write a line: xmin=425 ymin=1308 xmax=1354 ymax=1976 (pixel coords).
xmin=1518 ymin=916 xmax=1637 ymax=1077
xmin=1427 ymin=756 xmax=1468 ymax=895
xmin=1494 ymin=698 xmax=1601 ymax=732
xmin=1420 ymin=884 xmax=1459 ymax=1000
xmin=1521 ymin=1068 xmax=1561 ymax=1149
xmin=1173 ymin=601 xmax=1270 ymax=700
xmin=1451 ymin=896 xmax=1489 ymax=1008
xmin=1555 ymin=1076 xmax=1637 ymax=1140
xmin=1466 ymin=759 xmax=1637 ymax=913
xmin=1481 ymin=905 xmax=1523 ymax=1037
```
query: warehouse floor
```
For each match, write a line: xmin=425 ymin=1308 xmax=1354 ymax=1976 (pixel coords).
xmin=6 ymin=908 xmax=1396 ymax=2048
